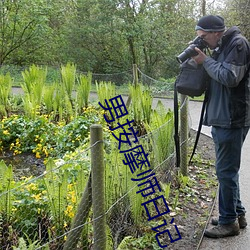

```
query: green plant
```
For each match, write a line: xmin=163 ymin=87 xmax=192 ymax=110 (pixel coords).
xmin=43 ymin=84 xmax=56 ymax=114
xmin=12 ymin=176 xmax=49 ymax=241
xmin=127 ymin=176 xmax=143 ymax=225
xmin=141 ymin=89 xmax=153 ymax=124
xmin=129 ymin=83 xmax=152 ymax=124
xmin=0 ymin=161 xmax=15 ymax=222
xmin=0 ymin=83 xmax=183 ymax=248
xmin=117 ymin=233 xmax=162 ymax=250
xmin=0 ymin=115 xmax=57 ymax=157
xmin=178 ymin=172 xmax=191 ymax=189
xmin=0 ymin=73 xmax=12 ymax=117
xmin=76 ymin=72 xmax=92 ymax=112
xmin=12 ymin=233 xmax=49 ymax=250
xmin=0 ymin=110 xmax=100 ymax=158
xmin=0 ymin=65 xmax=24 ymax=86
xmin=52 ymin=83 xmax=66 ymax=121
xmin=60 ymin=62 xmax=76 ymax=102
xmin=145 ymin=100 xmax=174 ymax=166
xmin=162 ymin=182 xmax=171 ymax=200
xmin=173 ymin=190 xmax=180 ymax=209
xmin=104 ymin=137 xmax=144 ymax=247
xmin=96 ymin=81 xmax=116 ymax=105
xmin=43 ymin=159 xmax=68 ymax=219
xmin=52 ymin=81 xmax=74 ymax=122
xmin=21 ymin=65 xmax=47 ymax=118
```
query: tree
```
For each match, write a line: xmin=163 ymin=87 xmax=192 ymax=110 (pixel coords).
xmin=220 ymin=0 xmax=250 ymax=39
xmin=63 ymin=0 xmax=131 ymax=73
xmin=0 ymin=0 xmax=231 ymax=79
xmin=0 ymin=0 xmax=50 ymax=65
xmin=66 ymin=0 xmax=200 ymax=78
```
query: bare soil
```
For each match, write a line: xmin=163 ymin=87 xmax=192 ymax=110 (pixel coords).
xmin=163 ymin=130 xmax=217 ymax=250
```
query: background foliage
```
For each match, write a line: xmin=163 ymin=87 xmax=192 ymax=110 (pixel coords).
xmin=1 ymin=0 xmax=249 ymax=80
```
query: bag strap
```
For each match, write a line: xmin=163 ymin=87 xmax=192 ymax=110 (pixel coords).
xmin=189 ymin=91 xmax=208 ymax=164
xmin=174 ymin=80 xmax=180 ymax=168
xmin=174 ymin=81 xmax=208 ymax=168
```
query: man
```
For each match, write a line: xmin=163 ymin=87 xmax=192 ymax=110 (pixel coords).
xmin=192 ymin=15 xmax=250 ymax=238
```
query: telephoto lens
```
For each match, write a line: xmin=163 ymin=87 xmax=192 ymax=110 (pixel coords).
xmin=176 ymin=36 xmax=208 ymax=63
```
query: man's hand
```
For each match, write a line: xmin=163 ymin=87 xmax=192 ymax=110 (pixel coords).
xmin=192 ymin=47 xmax=207 ymax=64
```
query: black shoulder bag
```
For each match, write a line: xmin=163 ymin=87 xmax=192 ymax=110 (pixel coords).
xmin=175 ymin=58 xmax=208 ymax=97
xmin=174 ymin=58 xmax=210 ymax=168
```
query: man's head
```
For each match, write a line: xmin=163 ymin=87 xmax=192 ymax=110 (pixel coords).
xmin=195 ymin=15 xmax=225 ymax=49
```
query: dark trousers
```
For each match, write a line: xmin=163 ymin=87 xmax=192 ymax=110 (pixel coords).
xmin=211 ymin=126 xmax=249 ymax=225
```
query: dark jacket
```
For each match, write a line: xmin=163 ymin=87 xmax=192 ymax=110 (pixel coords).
xmin=203 ymin=26 xmax=250 ymax=128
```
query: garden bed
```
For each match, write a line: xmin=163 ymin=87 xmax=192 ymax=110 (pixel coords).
xmin=0 ymin=65 xmax=217 ymax=249
xmin=0 ymin=152 xmax=45 ymax=180
xmin=0 ymin=130 xmax=217 ymax=250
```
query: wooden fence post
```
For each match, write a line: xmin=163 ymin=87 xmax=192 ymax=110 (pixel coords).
xmin=126 ymin=64 xmax=138 ymax=108
xmin=133 ymin=63 xmax=138 ymax=85
xmin=91 ymin=124 xmax=106 ymax=250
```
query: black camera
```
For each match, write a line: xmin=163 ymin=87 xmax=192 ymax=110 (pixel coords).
xmin=176 ymin=36 xmax=208 ymax=63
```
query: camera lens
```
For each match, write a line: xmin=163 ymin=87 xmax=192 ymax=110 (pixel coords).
xmin=176 ymin=45 xmax=198 ymax=63
xmin=176 ymin=36 xmax=208 ymax=63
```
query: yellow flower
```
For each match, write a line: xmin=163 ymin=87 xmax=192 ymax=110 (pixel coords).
xmin=36 ymin=152 xmax=41 ymax=159
xmin=12 ymin=207 xmax=17 ymax=212
xmin=65 ymin=205 xmax=74 ymax=218
xmin=3 ymin=130 xmax=9 ymax=135
xmin=42 ymin=147 xmax=49 ymax=157
xmin=26 ymin=183 xmax=37 ymax=191
xmin=32 ymin=193 xmax=42 ymax=201
xmin=14 ymin=149 xmax=22 ymax=155
xmin=71 ymin=195 xmax=76 ymax=204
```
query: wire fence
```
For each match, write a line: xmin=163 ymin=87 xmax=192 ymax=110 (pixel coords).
xmin=0 ymin=66 xmax=190 ymax=249
xmin=0 ymin=64 xmax=174 ymax=96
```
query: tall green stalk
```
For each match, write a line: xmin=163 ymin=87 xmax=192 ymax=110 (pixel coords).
xmin=127 ymin=175 xmax=143 ymax=225
xmin=129 ymin=84 xmax=142 ymax=123
xmin=61 ymin=63 xmax=76 ymax=102
xmin=0 ymin=73 xmax=12 ymax=117
xmin=52 ymin=82 xmax=73 ymax=122
xmin=0 ymin=161 xmax=14 ymax=222
xmin=129 ymin=83 xmax=152 ymax=124
xmin=76 ymin=72 xmax=92 ymax=113
xmin=145 ymin=100 xmax=175 ymax=166
xmin=96 ymin=81 xmax=116 ymax=105
xmin=141 ymin=89 xmax=152 ymax=124
xmin=21 ymin=65 xmax=47 ymax=118
xmin=105 ymin=137 xmax=143 ymax=230
xmin=43 ymin=84 xmax=55 ymax=114
xmin=43 ymin=159 xmax=68 ymax=231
